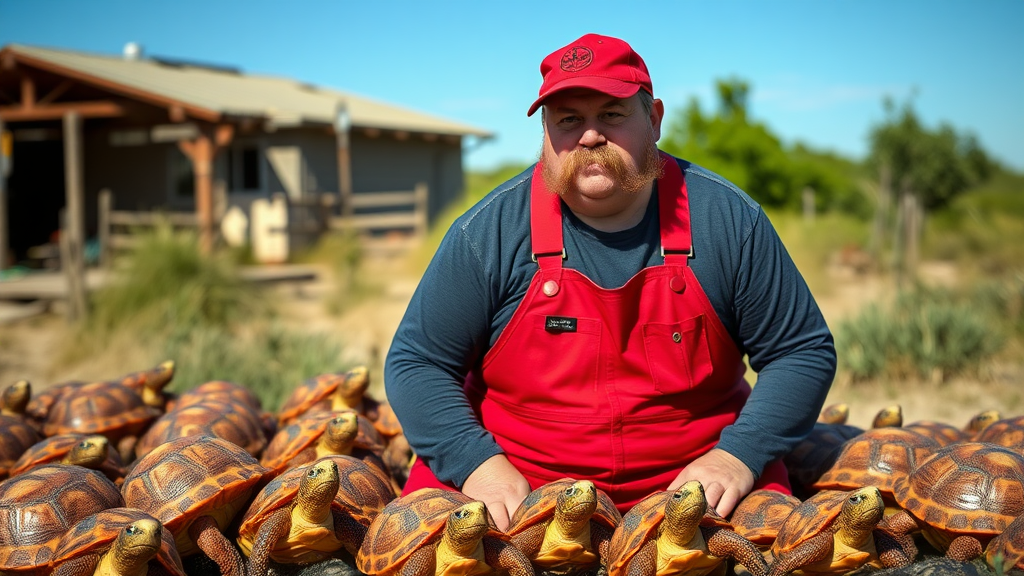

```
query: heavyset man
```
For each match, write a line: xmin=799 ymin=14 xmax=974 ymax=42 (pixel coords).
xmin=385 ymin=33 xmax=836 ymax=530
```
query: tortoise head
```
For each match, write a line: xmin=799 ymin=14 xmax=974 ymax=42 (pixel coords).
xmin=332 ymin=366 xmax=370 ymax=409
xmin=966 ymin=410 xmax=1003 ymax=435
xmin=322 ymin=411 xmax=360 ymax=454
xmin=445 ymin=501 xmax=490 ymax=550
xmin=819 ymin=403 xmax=850 ymax=425
xmin=63 ymin=435 xmax=110 ymax=469
xmin=555 ymin=480 xmax=598 ymax=527
xmin=871 ymin=405 xmax=903 ymax=428
xmin=296 ymin=459 xmax=341 ymax=524
xmin=837 ymin=487 xmax=884 ymax=539
xmin=1 ymin=380 xmax=31 ymax=415
xmin=110 ymin=518 xmax=163 ymax=573
xmin=664 ymin=481 xmax=707 ymax=544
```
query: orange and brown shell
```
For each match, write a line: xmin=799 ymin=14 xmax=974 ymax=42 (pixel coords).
xmin=237 ymin=455 xmax=396 ymax=555
xmin=507 ymin=477 xmax=621 ymax=536
xmin=729 ymin=489 xmax=802 ymax=547
xmin=135 ymin=398 xmax=267 ymax=460
xmin=0 ymin=463 xmax=124 ymax=573
xmin=903 ymin=420 xmax=967 ymax=447
xmin=362 ymin=398 xmax=404 ymax=438
xmin=356 ymin=488 xmax=502 ymax=576
xmin=51 ymin=507 xmax=186 ymax=576
xmin=121 ymin=435 xmax=269 ymax=557
xmin=607 ymin=489 xmax=731 ymax=574
xmin=167 ymin=380 xmax=263 ymax=413
xmin=277 ymin=371 xmax=356 ymax=427
xmin=42 ymin=381 xmax=160 ymax=439
xmin=0 ymin=413 xmax=43 ymax=479
xmin=783 ymin=422 xmax=863 ymax=495
xmin=115 ymin=360 xmax=175 ymax=394
xmin=769 ymin=490 xmax=851 ymax=555
xmin=975 ymin=416 xmax=1024 ymax=455
xmin=261 ymin=410 xmax=386 ymax=474
xmin=891 ymin=442 xmax=1024 ymax=540
xmin=811 ymin=428 xmax=941 ymax=499
xmin=10 ymin=433 xmax=125 ymax=483
xmin=985 ymin=508 xmax=1024 ymax=573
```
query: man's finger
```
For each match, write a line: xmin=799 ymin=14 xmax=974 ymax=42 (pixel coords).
xmin=486 ymin=501 xmax=511 ymax=532
xmin=716 ymin=488 xmax=740 ymax=518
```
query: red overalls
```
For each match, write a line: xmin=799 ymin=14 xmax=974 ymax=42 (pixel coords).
xmin=405 ymin=153 xmax=790 ymax=512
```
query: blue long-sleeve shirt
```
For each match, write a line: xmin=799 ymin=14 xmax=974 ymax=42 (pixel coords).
xmin=385 ymin=155 xmax=836 ymax=487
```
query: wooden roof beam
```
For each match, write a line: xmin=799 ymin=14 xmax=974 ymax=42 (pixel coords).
xmin=0 ymin=100 xmax=125 ymax=121
xmin=38 ymin=79 xmax=74 ymax=105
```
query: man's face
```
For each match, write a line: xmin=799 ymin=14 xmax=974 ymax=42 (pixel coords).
xmin=540 ymin=89 xmax=664 ymax=221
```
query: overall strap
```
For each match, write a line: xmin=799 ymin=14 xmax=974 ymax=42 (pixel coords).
xmin=657 ymin=152 xmax=693 ymax=267
xmin=530 ymin=162 xmax=565 ymax=270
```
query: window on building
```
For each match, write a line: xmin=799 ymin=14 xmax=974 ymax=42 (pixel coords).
xmin=229 ymin=144 xmax=262 ymax=192
xmin=172 ymin=148 xmax=194 ymax=199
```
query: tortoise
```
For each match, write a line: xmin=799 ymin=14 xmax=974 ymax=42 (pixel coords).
xmin=1 ymin=380 xmax=32 ymax=418
xmin=783 ymin=422 xmax=864 ymax=500
xmin=10 ymin=433 xmax=125 ymax=484
xmin=134 ymin=397 xmax=267 ymax=460
xmin=41 ymin=380 xmax=161 ymax=462
xmin=121 ymin=434 xmax=271 ymax=576
xmin=49 ymin=507 xmax=186 ymax=576
xmin=278 ymin=368 xmax=369 ymax=427
xmin=26 ymin=361 xmax=175 ymax=422
xmin=237 ymin=455 xmax=396 ymax=576
xmin=869 ymin=404 xmax=903 ymax=428
xmin=810 ymin=427 xmax=941 ymax=509
xmin=984 ymin=507 xmax=1024 ymax=574
xmin=817 ymin=403 xmax=849 ymax=425
xmin=964 ymin=410 xmax=1003 ymax=438
xmin=975 ymin=415 xmax=1024 ymax=454
xmin=879 ymin=441 xmax=1024 ymax=566
xmin=903 ymin=420 xmax=967 ymax=447
xmin=0 ymin=412 xmax=42 ymax=479
xmin=356 ymin=488 xmax=534 ymax=576
xmin=261 ymin=410 xmax=390 ymax=481
xmin=766 ymin=487 xmax=904 ymax=576
xmin=165 ymin=379 xmax=276 ymax=439
xmin=506 ymin=478 xmax=621 ymax=572
xmin=0 ymin=463 xmax=124 ymax=575
xmin=729 ymin=489 xmax=802 ymax=550
xmin=607 ymin=480 xmax=768 ymax=576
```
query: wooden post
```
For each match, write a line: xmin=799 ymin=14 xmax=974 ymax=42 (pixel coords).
xmin=0 ymin=118 xmax=9 ymax=271
xmin=802 ymin=186 xmax=815 ymax=223
xmin=335 ymin=102 xmax=353 ymax=218
xmin=179 ymin=124 xmax=233 ymax=254
xmin=413 ymin=182 xmax=428 ymax=237
xmin=63 ymin=111 xmax=87 ymax=321
xmin=98 ymin=188 xmax=112 ymax=268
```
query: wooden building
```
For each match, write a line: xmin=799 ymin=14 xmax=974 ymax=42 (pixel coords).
xmin=0 ymin=43 xmax=493 ymax=266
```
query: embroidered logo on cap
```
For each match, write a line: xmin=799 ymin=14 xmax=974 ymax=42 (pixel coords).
xmin=560 ymin=46 xmax=593 ymax=73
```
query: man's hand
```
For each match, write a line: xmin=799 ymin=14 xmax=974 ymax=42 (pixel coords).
xmin=667 ymin=448 xmax=754 ymax=518
xmin=461 ymin=454 xmax=532 ymax=531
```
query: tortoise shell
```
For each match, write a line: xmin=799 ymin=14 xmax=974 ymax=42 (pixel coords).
xmin=729 ymin=489 xmax=802 ymax=546
xmin=356 ymin=488 xmax=502 ymax=575
xmin=51 ymin=507 xmax=186 ymax=576
xmin=10 ymin=433 xmax=125 ymax=483
xmin=42 ymin=380 xmax=160 ymax=439
xmin=261 ymin=410 xmax=385 ymax=475
xmin=891 ymin=442 xmax=1024 ymax=540
xmin=508 ymin=477 xmax=621 ymax=535
xmin=237 ymin=455 xmax=396 ymax=558
xmin=0 ymin=413 xmax=43 ymax=479
xmin=784 ymin=422 xmax=863 ymax=496
xmin=904 ymin=420 xmax=967 ymax=447
xmin=975 ymin=416 xmax=1024 ymax=454
xmin=277 ymin=369 xmax=367 ymax=427
xmin=0 ymin=463 xmax=124 ymax=573
xmin=121 ymin=435 xmax=270 ymax=556
xmin=770 ymin=488 xmax=876 ymax=554
xmin=363 ymin=398 xmax=404 ymax=438
xmin=167 ymin=380 xmax=263 ymax=412
xmin=812 ymin=428 xmax=941 ymax=499
xmin=985 ymin=507 xmax=1024 ymax=573
xmin=135 ymin=398 xmax=267 ymax=460
xmin=607 ymin=483 xmax=731 ymax=575
xmin=25 ymin=379 xmax=86 ymax=422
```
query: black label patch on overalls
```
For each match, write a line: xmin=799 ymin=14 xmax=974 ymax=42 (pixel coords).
xmin=545 ymin=316 xmax=577 ymax=333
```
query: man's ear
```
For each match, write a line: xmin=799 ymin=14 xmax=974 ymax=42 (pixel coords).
xmin=651 ymin=98 xmax=666 ymax=141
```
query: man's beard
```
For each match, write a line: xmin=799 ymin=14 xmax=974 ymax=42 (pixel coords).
xmin=540 ymin=135 xmax=663 ymax=196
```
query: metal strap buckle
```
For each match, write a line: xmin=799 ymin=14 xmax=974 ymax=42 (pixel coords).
xmin=531 ymin=249 xmax=567 ymax=263
xmin=661 ymin=246 xmax=694 ymax=258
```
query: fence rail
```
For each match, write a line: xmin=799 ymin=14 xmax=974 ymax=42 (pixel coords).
xmin=98 ymin=189 xmax=199 ymax=265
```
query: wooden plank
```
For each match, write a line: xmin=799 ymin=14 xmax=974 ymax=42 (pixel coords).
xmin=349 ymin=191 xmax=419 ymax=208
xmin=109 ymin=210 xmax=198 ymax=226
xmin=0 ymin=100 xmax=126 ymax=121
xmin=63 ymin=112 xmax=87 ymax=322
xmin=331 ymin=212 xmax=420 ymax=230
xmin=98 ymin=189 xmax=111 ymax=268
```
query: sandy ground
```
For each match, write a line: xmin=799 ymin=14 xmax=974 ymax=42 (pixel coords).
xmin=1 ymin=254 xmax=1020 ymax=429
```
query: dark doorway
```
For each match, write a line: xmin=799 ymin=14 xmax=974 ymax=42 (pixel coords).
xmin=7 ymin=137 xmax=65 ymax=266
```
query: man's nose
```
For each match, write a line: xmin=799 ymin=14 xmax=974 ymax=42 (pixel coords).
xmin=578 ymin=127 xmax=606 ymax=148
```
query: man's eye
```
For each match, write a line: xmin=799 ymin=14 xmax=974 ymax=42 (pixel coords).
xmin=558 ymin=117 xmax=580 ymax=125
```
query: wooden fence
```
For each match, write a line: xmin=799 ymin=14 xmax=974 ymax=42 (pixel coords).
xmin=97 ymin=189 xmax=198 ymax=266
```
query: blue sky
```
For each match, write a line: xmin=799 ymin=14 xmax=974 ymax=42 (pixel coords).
xmin=2 ymin=0 xmax=1022 ymax=172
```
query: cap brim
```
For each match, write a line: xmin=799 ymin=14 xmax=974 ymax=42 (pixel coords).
xmin=527 ymin=78 xmax=644 ymax=116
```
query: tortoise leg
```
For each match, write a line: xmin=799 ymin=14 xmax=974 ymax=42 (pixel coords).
xmin=189 ymin=514 xmax=246 ymax=576
xmin=873 ymin=527 xmax=914 ymax=568
xmin=399 ymin=546 xmax=437 ymax=576
xmin=704 ymin=525 xmax=768 ymax=576
xmin=622 ymin=539 xmax=658 ymax=576
xmin=591 ymin=520 xmax=615 ymax=561
xmin=117 ymin=435 xmax=138 ymax=463
xmin=509 ymin=522 xmax=548 ymax=558
xmin=946 ymin=535 xmax=984 ymax=563
xmin=483 ymin=536 xmax=535 ymax=576
xmin=249 ymin=508 xmax=292 ymax=576
xmin=332 ymin=509 xmax=369 ymax=556
xmin=766 ymin=531 xmax=834 ymax=576
xmin=51 ymin=553 xmax=100 ymax=576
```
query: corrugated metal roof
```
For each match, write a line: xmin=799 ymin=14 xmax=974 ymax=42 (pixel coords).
xmin=5 ymin=44 xmax=493 ymax=138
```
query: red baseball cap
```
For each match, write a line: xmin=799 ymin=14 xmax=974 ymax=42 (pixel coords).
xmin=527 ymin=33 xmax=653 ymax=117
